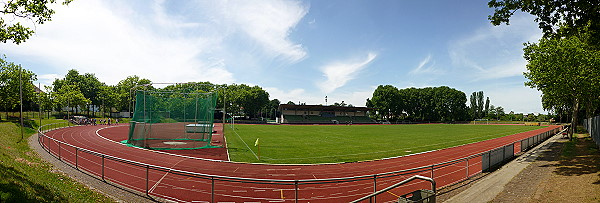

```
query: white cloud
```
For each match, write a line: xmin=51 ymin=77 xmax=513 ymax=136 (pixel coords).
xmin=215 ymin=0 xmax=309 ymax=63
xmin=317 ymin=52 xmax=377 ymax=94
xmin=1 ymin=0 xmax=235 ymax=85
xmin=1 ymin=0 xmax=309 ymax=86
xmin=410 ymin=54 xmax=441 ymax=75
xmin=448 ymin=13 xmax=542 ymax=81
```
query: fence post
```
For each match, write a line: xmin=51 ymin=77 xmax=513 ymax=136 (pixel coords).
xmin=58 ymin=141 xmax=61 ymax=161
xmin=295 ymin=180 xmax=299 ymax=203
xmin=431 ymin=165 xmax=434 ymax=179
xmin=102 ymin=155 xmax=105 ymax=181
xmin=466 ymin=158 xmax=469 ymax=179
xmin=75 ymin=149 xmax=78 ymax=169
xmin=373 ymin=175 xmax=377 ymax=203
xmin=211 ymin=177 xmax=215 ymax=203
xmin=146 ymin=165 xmax=149 ymax=196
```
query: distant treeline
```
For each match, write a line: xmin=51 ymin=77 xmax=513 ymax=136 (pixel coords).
xmin=366 ymin=85 xmax=542 ymax=122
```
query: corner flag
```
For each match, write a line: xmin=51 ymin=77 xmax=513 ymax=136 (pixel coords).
xmin=254 ymin=138 xmax=260 ymax=146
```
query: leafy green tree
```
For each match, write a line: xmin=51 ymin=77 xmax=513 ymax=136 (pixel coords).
xmin=55 ymin=84 xmax=90 ymax=115
xmin=52 ymin=69 xmax=105 ymax=116
xmin=484 ymin=97 xmax=490 ymax=116
xmin=476 ymin=91 xmax=484 ymax=118
xmin=469 ymin=92 xmax=477 ymax=119
xmin=98 ymin=84 xmax=117 ymax=117
xmin=523 ymin=34 xmax=600 ymax=138
xmin=114 ymin=75 xmax=152 ymax=112
xmin=1 ymin=0 xmax=73 ymax=44
xmin=369 ymin=85 xmax=400 ymax=120
xmin=0 ymin=56 xmax=36 ymax=119
xmin=39 ymin=86 xmax=56 ymax=119
xmin=488 ymin=0 xmax=600 ymax=43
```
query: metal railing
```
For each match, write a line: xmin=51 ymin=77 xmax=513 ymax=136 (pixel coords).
xmin=37 ymin=122 xmax=563 ymax=202
xmin=351 ymin=175 xmax=435 ymax=203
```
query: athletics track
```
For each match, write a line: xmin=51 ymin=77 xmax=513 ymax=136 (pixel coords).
xmin=39 ymin=123 xmax=561 ymax=202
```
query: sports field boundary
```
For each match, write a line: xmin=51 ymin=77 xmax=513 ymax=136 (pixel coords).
xmin=36 ymin=122 xmax=564 ymax=202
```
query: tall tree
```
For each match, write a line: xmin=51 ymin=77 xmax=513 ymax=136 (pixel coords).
xmin=469 ymin=92 xmax=477 ymax=119
xmin=488 ymin=0 xmax=600 ymax=44
xmin=523 ymin=34 xmax=600 ymax=138
xmin=54 ymin=84 xmax=90 ymax=115
xmin=476 ymin=91 xmax=484 ymax=118
xmin=484 ymin=97 xmax=490 ymax=116
xmin=115 ymin=75 xmax=152 ymax=112
xmin=0 ymin=56 xmax=36 ymax=119
xmin=370 ymin=85 xmax=400 ymax=120
xmin=1 ymin=0 xmax=73 ymax=44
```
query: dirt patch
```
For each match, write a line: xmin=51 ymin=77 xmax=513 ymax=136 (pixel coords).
xmin=491 ymin=134 xmax=600 ymax=203
xmin=15 ymin=157 xmax=39 ymax=166
xmin=531 ymin=135 xmax=600 ymax=202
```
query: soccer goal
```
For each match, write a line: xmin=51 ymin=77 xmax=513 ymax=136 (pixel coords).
xmin=126 ymin=85 xmax=219 ymax=150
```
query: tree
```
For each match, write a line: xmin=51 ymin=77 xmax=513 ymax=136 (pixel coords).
xmin=54 ymin=84 xmax=90 ymax=116
xmin=115 ymin=75 xmax=152 ymax=112
xmin=484 ymin=97 xmax=490 ymax=116
xmin=523 ymin=34 xmax=600 ymax=138
xmin=469 ymin=92 xmax=477 ymax=119
xmin=469 ymin=91 xmax=487 ymax=119
xmin=98 ymin=84 xmax=117 ymax=117
xmin=369 ymin=85 xmax=400 ymax=120
xmin=369 ymin=85 xmax=468 ymax=122
xmin=488 ymin=0 xmax=600 ymax=43
xmin=0 ymin=56 xmax=36 ymax=119
xmin=52 ymin=69 xmax=105 ymax=116
xmin=1 ymin=0 xmax=73 ymax=44
xmin=39 ymin=86 xmax=56 ymax=119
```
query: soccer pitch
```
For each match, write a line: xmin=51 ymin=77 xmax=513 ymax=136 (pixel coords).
xmin=225 ymin=124 xmax=545 ymax=164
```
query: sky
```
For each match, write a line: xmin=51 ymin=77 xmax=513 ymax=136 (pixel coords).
xmin=1 ymin=0 xmax=546 ymax=114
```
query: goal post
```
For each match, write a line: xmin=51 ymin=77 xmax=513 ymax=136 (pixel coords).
xmin=126 ymin=86 xmax=219 ymax=150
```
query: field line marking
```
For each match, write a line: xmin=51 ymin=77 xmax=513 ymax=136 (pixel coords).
xmin=229 ymin=124 xmax=259 ymax=160
xmin=149 ymin=159 xmax=185 ymax=193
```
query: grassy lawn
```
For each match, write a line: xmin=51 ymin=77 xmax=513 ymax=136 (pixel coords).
xmin=225 ymin=124 xmax=545 ymax=164
xmin=0 ymin=121 xmax=113 ymax=202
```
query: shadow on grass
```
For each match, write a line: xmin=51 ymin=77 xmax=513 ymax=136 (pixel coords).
xmin=0 ymin=163 xmax=68 ymax=202
xmin=553 ymin=137 xmax=600 ymax=177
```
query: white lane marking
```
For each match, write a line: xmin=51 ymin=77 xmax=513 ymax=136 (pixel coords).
xmin=149 ymin=159 xmax=185 ymax=193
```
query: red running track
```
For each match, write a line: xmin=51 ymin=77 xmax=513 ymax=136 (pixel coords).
xmin=39 ymin=123 xmax=561 ymax=202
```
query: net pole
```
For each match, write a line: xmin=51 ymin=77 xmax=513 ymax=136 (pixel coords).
xmin=143 ymin=91 xmax=148 ymax=148
xmin=195 ymin=93 xmax=199 ymax=143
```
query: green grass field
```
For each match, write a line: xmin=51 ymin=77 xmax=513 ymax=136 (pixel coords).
xmin=0 ymin=120 xmax=113 ymax=202
xmin=225 ymin=124 xmax=545 ymax=164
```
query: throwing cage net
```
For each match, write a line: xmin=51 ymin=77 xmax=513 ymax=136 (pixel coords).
xmin=126 ymin=88 xmax=219 ymax=150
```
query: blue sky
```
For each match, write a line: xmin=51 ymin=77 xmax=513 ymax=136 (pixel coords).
xmin=0 ymin=0 xmax=545 ymax=113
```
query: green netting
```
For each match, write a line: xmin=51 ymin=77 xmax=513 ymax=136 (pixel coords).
xmin=127 ymin=89 xmax=218 ymax=150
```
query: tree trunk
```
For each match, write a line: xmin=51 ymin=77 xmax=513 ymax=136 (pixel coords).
xmin=570 ymin=98 xmax=579 ymax=140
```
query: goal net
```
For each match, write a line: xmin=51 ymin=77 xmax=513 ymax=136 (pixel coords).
xmin=126 ymin=88 xmax=218 ymax=150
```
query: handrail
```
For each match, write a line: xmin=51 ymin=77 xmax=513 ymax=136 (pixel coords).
xmin=350 ymin=175 xmax=436 ymax=203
